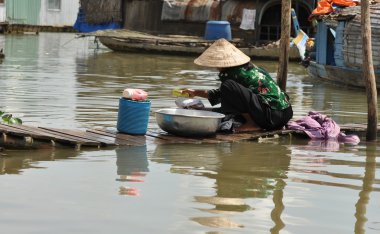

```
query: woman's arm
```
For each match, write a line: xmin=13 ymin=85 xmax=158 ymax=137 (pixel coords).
xmin=182 ymin=88 xmax=221 ymax=106
xmin=181 ymin=89 xmax=209 ymax=98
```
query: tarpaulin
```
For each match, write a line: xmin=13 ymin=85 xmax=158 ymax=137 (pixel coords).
xmin=161 ymin=0 xmax=219 ymax=22
xmin=161 ymin=0 xmax=255 ymax=24
xmin=311 ymin=0 xmax=359 ymax=16
xmin=73 ymin=9 xmax=121 ymax=33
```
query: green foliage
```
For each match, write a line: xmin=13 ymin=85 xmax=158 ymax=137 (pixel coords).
xmin=0 ymin=110 xmax=22 ymax=125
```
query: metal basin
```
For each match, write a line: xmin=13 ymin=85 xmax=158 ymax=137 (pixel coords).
xmin=155 ymin=108 xmax=225 ymax=137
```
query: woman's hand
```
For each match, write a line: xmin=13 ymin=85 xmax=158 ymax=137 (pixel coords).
xmin=181 ymin=89 xmax=209 ymax=99
xmin=181 ymin=88 xmax=196 ymax=98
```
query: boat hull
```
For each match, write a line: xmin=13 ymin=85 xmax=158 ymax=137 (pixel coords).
xmin=98 ymin=36 xmax=301 ymax=60
xmin=307 ymin=61 xmax=380 ymax=88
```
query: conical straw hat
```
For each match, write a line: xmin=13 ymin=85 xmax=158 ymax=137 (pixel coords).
xmin=194 ymin=38 xmax=250 ymax=68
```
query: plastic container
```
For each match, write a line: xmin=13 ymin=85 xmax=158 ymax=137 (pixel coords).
xmin=123 ymin=88 xmax=148 ymax=101
xmin=204 ymin=21 xmax=232 ymax=40
xmin=117 ymin=98 xmax=151 ymax=135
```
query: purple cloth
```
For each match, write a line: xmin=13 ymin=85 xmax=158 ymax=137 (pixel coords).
xmin=287 ymin=111 xmax=360 ymax=144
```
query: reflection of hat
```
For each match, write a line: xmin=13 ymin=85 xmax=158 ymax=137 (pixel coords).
xmin=194 ymin=38 xmax=250 ymax=68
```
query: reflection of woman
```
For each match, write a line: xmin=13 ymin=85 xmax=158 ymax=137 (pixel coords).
xmin=182 ymin=39 xmax=293 ymax=132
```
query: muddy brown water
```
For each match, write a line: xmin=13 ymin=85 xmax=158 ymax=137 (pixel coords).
xmin=0 ymin=33 xmax=379 ymax=234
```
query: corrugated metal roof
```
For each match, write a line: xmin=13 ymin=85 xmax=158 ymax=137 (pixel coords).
xmin=221 ymin=0 xmax=255 ymax=24
xmin=161 ymin=0 xmax=255 ymax=24
xmin=162 ymin=0 xmax=219 ymax=21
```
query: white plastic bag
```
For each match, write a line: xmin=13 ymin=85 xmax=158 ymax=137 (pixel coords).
xmin=175 ymin=97 xmax=205 ymax=109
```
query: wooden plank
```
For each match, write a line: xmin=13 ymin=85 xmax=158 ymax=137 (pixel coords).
xmin=0 ymin=124 xmax=36 ymax=136
xmin=0 ymin=124 xmax=88 ymax=146
xmin=3 ymin=122 xmax=380 ymax=150
xmin=214 ymin=129 xmax=295 ymax=142
xmin=87 ymin=129 xmax=153 ymax=146
xmin=0 ymin=124 xmax=65 ymax=149
xmin=39 ymin=127 xmax=116 ymax=146
xmin=91 ymin=129 xmax=149 ymax=146
xmin=146 ymin=131 xmax=213 ymax=144
xmin=0 ymin=133 xmax=55 ymax=149
xmin=6 ymin=124 xmax=100 ymax=146
xmin=214 ymin=132 xmax=254 ymax=142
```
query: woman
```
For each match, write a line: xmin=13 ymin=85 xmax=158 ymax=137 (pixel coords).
xmin=182 ymin=38 xmax=293 ymax=132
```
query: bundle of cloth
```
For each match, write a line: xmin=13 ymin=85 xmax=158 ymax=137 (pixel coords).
xmin=310 ymin=0 xmax=359 ymax=18
xmin=287 ymin=111 xmax=360 ymax=144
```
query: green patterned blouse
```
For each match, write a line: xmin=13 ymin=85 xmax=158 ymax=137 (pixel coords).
xmin=209 ymin=63 xmax=290 ymax=110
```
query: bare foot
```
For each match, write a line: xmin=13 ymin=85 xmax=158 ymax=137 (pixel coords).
xmin=235 ymin=124 xmax=262 ymax=133
xmin=235 ymin=113 xmax=262 ymax=133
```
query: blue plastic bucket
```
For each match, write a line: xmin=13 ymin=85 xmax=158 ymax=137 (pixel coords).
xmin=117 ymin=98 xmax=151 ymax=135
xmin=204 ymin=21 xmax=232 ymax=40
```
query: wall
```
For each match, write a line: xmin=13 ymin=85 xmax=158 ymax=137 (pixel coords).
xmin=39 ymin=0 xmax=79 ymax=26
xmin=123 ymin=0 xmax=314 ymax=43
xmin=123 ymin=0 xmax=257 ymax=42
xmin=0 ymin=3 xmax=5 ymax=22
xmin=6 ymin=0 xmax=41 ymax=24
xmin=123 ymin=0 xmax=162 ymax=33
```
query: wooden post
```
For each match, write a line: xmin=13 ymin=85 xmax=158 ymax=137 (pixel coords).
xmin=277 ymin=0 xmax=292 ymax=91
xmin=361 ymin=0 xmax=378 ymax=141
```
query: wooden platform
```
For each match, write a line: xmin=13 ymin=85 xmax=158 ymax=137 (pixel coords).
xmin=1 ymin=23 xmax=75 ymax=34
xmin=0 ymin=123 xmax=378 ymax=149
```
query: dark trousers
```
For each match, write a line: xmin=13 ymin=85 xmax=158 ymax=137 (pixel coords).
xmin=219 ymin=80 xmax=293 ymax=130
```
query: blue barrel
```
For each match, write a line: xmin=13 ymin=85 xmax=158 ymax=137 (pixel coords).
xmin=117 ymin=98 xmax=151 ymax=135
xmin=204 ymin=21 xmax=232 ymax=40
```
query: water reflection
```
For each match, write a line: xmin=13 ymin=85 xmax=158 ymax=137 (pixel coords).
xmin=0 ymin=34 xmax=89 ymax=128
xmin=288 ymin=142 xmax=380 ymax=192
xmin=151 ymin=140 xmax=379 ymax=233
xmin=152 ymin=142 xmax=291 ymax=231
xmin=354 ymin=144 xmax=377 ymax=233
xmin=292 ymin=139 xmax=351 ymax=152
xmin=0 ymin=149 xmax=79 ymax=174
xmin=116 ymin=146 xmax=149 ymax=196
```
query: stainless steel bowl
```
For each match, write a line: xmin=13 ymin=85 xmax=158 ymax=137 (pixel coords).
xmin=155 ymin=108 xmax=225 ymax=137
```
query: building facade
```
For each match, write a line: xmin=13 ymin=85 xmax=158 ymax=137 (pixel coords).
xmin=5 ymin=0 xmax=79 ymax=26
xmin=0 ymin=0 xmax=5 ymax=23
xmin=122 ymin=0 xmax=316 ymax=44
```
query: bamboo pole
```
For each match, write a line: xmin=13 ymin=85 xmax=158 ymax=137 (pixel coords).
xmin=361 ymin=0 xmax=378 ymax=141
xmin=277 ymin=0 xmax=292 ymax=91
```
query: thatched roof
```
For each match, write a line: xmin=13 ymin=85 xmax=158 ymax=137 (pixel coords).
xmin=80 ymin=0 xmax=122 ymax=24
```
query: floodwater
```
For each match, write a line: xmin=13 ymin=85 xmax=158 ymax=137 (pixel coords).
xmin=0 ymin=33 xmax=379 ymax=234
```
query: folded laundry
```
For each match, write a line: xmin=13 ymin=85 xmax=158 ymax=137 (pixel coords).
xmin=287 ymin=111 xmax=360 ymax=144
xmin=218 ymin=114 xmax=244 ymax=133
